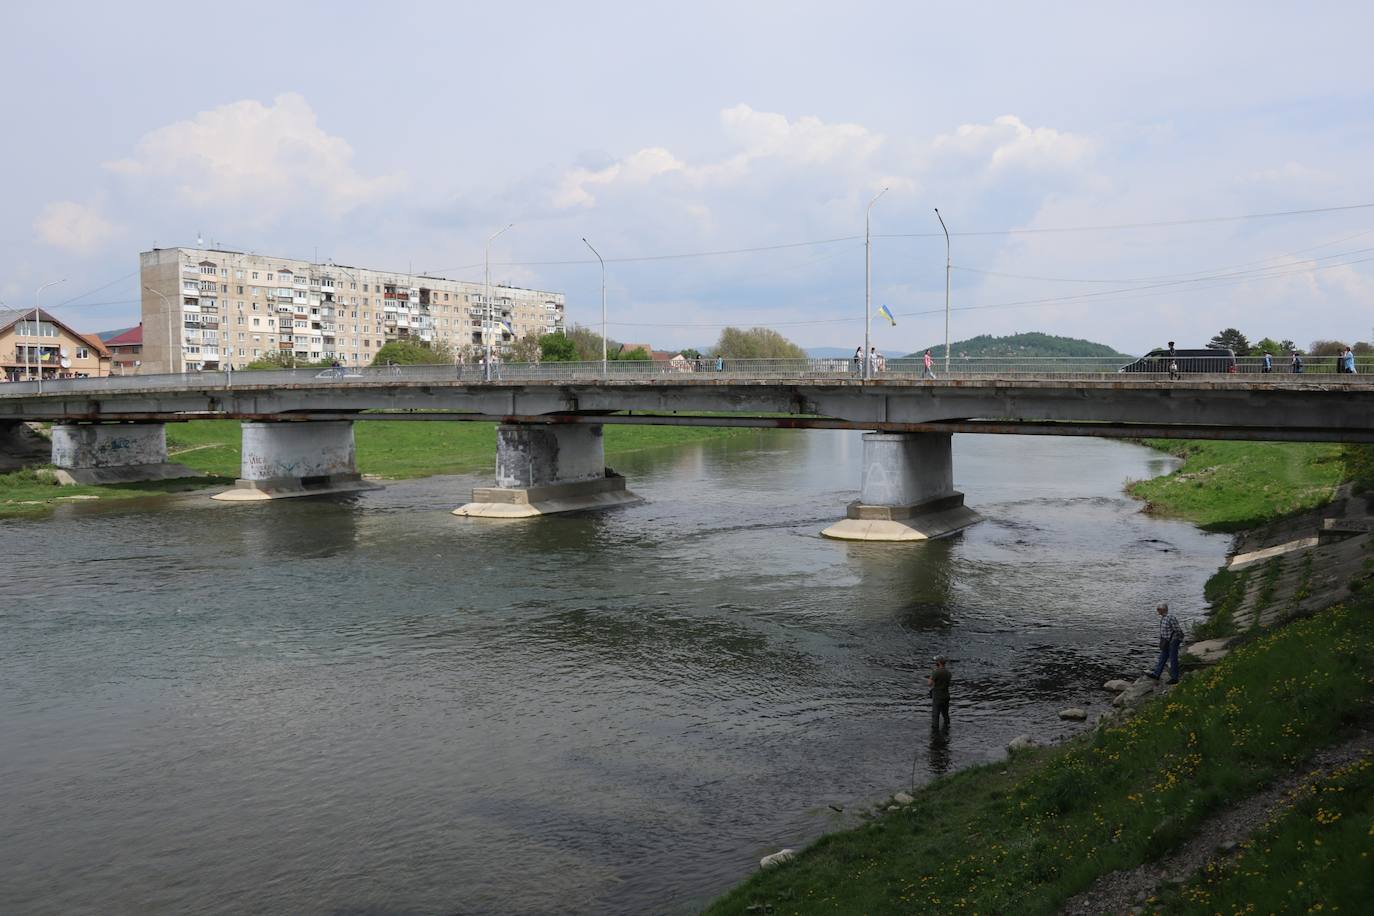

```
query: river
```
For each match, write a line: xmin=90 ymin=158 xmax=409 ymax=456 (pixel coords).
xmin=0 ymin=430 xmax=1228 ymax=914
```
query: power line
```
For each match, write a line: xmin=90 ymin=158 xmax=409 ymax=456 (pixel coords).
xmin=445 ymin=202 xmax=1374 ymax=272
xmin=953 ymin=227 xmax=1374 ymax=285
xmin=602 ymin=249 xmax=1374 ymax=330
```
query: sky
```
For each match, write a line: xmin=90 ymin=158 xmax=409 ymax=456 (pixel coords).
xmin=3 ymin=0 xmax=1373 ymax=354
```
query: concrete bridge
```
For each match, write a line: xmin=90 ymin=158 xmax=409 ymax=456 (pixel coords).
xmin=2 ymin=358 xmax=1371 ymax=541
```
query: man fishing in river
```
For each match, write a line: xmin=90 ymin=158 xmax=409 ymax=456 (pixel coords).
xmin=928 ymin=655 xmax=952 ymax=730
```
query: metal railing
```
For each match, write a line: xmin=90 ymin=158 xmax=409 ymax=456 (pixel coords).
xmin=2 ymin=355 xmax=1373 ymax=399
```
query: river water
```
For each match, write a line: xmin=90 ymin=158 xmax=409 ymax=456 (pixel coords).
xmin=0 ymin=430 xmax=1228 ymax=915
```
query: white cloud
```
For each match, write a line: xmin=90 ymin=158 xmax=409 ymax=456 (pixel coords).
xmin=34 ymin=200 xmax=118 ymax=253
xmin=931 ymin=115 xmax=1094 ymax=172
xmin=554 ymin=147 xmax=685 ymax=208
xmin=105 ymin=93 xmax=403 ymax=221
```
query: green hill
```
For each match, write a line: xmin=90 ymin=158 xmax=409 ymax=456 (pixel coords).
xmin=907 ymin=332 xmax=1130 ymax=359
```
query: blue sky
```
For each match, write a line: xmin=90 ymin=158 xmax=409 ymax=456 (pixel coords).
xmin=4 ymin=0 xmax=1373 ymax=353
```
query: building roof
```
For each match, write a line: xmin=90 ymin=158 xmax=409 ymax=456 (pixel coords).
xmin=0 ymin=308 xmax=112 ymax=357
xmin=103 ymin=325 xmax=143 ymax=348
xmin=97 ymin=325 xmax=139 ymax=342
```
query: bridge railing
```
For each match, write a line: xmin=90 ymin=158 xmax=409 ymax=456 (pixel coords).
xmin=2 ymin=355 xmax=1372 ymax=398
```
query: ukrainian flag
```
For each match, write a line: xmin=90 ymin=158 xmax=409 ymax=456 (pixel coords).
xmin=877 ymin=304 xmax=896 ymax=326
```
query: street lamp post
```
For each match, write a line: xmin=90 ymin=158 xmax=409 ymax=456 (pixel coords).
xmin=863 ymin=188 xmax=888 ymax=380
xmin=582 ymin=238 xmax=606 ymax=377
xmin=33 ymin=279 xmax=66 ymax=393
xmin=144 ymin=286 xmax=174 ymax=375
xmin=935 ymin=208 xmax=951 ymax=375
xmin=485 ymin=224 xmax=514 ymax=380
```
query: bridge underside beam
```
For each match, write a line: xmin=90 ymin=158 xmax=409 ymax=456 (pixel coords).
xmin=454 ymin=423 xmax=640 ymax=519
xmin=118 ymin=412 xmax=1374 ymax=444
xmin=8 ymin=410 xmax=1369 ymax=443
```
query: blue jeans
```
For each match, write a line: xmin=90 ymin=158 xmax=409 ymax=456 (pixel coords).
xmin=1151 ymin=639 xmax=1181 ymax=680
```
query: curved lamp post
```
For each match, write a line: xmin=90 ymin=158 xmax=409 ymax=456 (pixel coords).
xmin=33 ymin=279 xmax=66 ymax=393
xmin=485 ymin=224 xmax=514 ymax=378
xmin=935 ymin=208 xmax=951 ymax=375
xmin=582 ymin=238 xmax=606 ymax=378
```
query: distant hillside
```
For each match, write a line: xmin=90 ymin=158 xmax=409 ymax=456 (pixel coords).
xmin=907 ymin=332 xmax=1130 ymax=359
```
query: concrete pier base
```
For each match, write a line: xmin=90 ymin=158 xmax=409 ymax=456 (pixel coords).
xmin=454 ymin=423 xmax=641 ymax=518
xmin=49 ymin=423 xmax=202 ymax=485
xmin=212 ymin=420 xmax=379 ymax=501
xmin=822 ymin=432 xmax=981 ymax=542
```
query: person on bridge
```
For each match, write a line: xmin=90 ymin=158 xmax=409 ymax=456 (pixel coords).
xmin=928 ymin=655 xmax=952 ymax=730
xmin=1342 ymin=347 xmax=1357 ymax=374
xmin=1146 ymin=602 xmax=1184 ymax=684
xmin=1291 ymin=350 xmax=1304 ymax=373
xmin=922 ymin=350 xmax=937 ymax=380
xmin=1262 ymin=351 xmax=1273 ymax=373
xmin=852 ymin=347 xmax=862 ymax=376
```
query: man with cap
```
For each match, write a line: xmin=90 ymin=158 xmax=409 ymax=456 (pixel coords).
xmin=1146 ymin=602 xmax=1184 ymax=684
xmin=928 ymin=655 xmax=952 ymax=730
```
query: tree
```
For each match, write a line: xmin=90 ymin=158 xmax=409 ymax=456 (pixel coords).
xmin=507 ymin=334 xmax=542 ymax=363
xmin=538 ymin=333 xmax=579 ymax=362
xmin=1207 ymin=328 xmax=1251 ymax=354
xmin=1249 ymin=337 xmax=1285 ymax=357
xmin=371 ymin=340 xmax=453 ymax=366
xmin=679 ymin=347 xmax=702 ymax=360
xmin=1307 ymin=339 xmax=1346 ymax=357
xmin=615 ymin=344 xmax=651 ymax=360
xmin=243 ymin=351 xmax=333 ymax=370
xmin=713 ymin=326 xmax=806 ymax=359
xmin=565 ymin=324 xmax=615 ymax=362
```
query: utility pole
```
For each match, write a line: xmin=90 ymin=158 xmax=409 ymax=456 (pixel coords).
xmin=935 ymin=208 xmax=951 ymax=375
xmin=864 ymin=188 xmax=888 ymax=380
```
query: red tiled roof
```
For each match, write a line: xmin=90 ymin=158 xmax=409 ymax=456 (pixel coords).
xmin=104 ymin=325 xmax=143 ymax=347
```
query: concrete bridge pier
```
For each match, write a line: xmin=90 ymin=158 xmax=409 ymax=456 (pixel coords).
xmin=213 ymin=420 xmax=379 ymax=501
xmin=454 ymin=423 xmax=640 ymax=518
xmin=49 ymin=422 xmax=202 ymax=485
xmin=822 ymin=432 xmax=982 ymax=541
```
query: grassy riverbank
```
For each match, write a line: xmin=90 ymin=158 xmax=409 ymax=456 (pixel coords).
xmin=0 ymin=420 xmax=746 ymax=514
xmin=1127 ymin=440 xmax=1348 ymax=530
xmin=708 ymin=440 xmax=1374 ymax=914
xmin=706 ymin=600 xmax=1374 ymax=915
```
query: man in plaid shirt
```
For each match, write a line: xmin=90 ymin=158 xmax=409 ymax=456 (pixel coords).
xmin=1146 ymin=602 xmax=1184 ymax=684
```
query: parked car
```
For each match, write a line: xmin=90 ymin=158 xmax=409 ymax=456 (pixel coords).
xmin=1119 ymin=348 xmax=1236 ymax=373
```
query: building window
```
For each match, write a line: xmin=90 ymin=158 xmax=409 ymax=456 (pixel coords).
xmin=76 ymin=347 xmax=90 ymax=359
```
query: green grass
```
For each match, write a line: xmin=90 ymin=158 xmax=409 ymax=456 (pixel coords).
xmin=1129 ymin=441 xmax=1346 ymax=531
xmin=705 ymin=599 xmax=1374 ymax=915
xmin=0 ymin=465 xmax=233 ymax=515
xmin=0 ymin=419 xmax=744 ymax=515
xmin=1152 ymin=754 xmax=1374 ymax=914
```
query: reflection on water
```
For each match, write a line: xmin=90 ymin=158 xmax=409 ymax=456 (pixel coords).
xmin=0 ymin=431 xmax=1228 ymax=915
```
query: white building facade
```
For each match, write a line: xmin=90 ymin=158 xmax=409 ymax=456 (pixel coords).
xmin=139 ymin=247 xmax=566 ymax=372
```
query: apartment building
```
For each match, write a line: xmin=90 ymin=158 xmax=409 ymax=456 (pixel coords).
xmin=139 ymin=247 xmax=566 ymax=372
xmin=0 ymin=309 xmax=112 ymax=381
